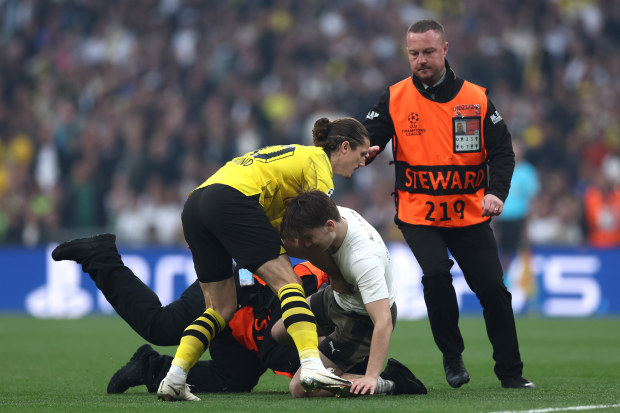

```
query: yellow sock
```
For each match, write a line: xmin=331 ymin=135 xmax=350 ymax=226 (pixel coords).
xmin=171 ymin=308 xmax=226 ymax=372
xmin=278 ymin=283 xmax=320 ymax=360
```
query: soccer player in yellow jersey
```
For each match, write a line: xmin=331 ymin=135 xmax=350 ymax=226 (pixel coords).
xmin=157 ymin=117 xmax=371 ymax=401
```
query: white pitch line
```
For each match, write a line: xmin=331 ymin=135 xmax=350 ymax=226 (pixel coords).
xmin=490 ymin=404 xmax=620 ymax=413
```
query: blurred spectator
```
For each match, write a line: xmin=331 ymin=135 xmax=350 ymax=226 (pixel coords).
xmin=0 ymin=0 xmax=617 ymax=247
xmin=59 ymin=156 xmax=105 ymax=229
xmin=526 ymin=171 xmax=583 ymax=246
xmin=583 ymin=155 xmax=620 ymax=247
xmin=495 ymin=139 xmax=540 ymax=267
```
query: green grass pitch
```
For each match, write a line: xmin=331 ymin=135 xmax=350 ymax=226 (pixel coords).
xmin=1 ymin=316 xmax=619 ymax=412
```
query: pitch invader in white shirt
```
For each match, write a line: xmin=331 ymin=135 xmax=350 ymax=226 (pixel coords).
xmin=272 ymin=190 xmax=426 ymax=398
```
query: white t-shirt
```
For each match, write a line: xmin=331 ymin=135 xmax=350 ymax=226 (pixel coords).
xmin=330 ymin=207 xmax=396 ymax=315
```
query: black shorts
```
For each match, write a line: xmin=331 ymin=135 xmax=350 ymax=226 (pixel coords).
xmin=497 ymin=218 xmax=525 ymax=255
xmin=182 ymin=184 xmax=282 ymax=283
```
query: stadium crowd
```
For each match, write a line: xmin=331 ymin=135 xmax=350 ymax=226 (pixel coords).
xmin=1 ymin=0 xmax=619 ymax=248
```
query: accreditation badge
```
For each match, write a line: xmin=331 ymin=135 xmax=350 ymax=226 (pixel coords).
xmin=452 ymin=117 xmax=481 ymax=153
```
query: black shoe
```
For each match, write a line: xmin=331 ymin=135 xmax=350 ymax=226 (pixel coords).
xmin=52 ymin=233 xmax=117 ymax=264
xmin=501 ymin=376 xmax=536 ymax=389
xmin=380 ymin=358 xmax=427 ymax=395
xmin=443 ymin=355 xmax=470 ymax=388
xmin=107 ymin=344 xmax=156 ymax=394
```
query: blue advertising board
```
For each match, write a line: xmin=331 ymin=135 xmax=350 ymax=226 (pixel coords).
xmin=0 ymin=243 xmax=619 ymax=319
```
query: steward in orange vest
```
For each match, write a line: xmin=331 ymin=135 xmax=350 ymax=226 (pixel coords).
xmin=362 ymin=18 xmax=532 ymax=390
xmin=365 ymin=59 xmax=514 ymax=227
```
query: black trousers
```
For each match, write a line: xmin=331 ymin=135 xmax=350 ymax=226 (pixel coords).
xmin=139 ymin=328 xmax=266 ymax=393
xmin=400 ymin=221 xmax=523 ymax=379
xmin=81 ymin=250 xmax=269 ymax=392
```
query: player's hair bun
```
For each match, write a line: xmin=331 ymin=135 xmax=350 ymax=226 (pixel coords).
xmin=312 ymin=117 xmax=331 ymax=146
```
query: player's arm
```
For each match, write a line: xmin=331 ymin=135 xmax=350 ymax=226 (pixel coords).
xmin=350 ymin=297 xmax=393 ymax=395
xmin=363 ymin=88 xmax=394 ymax=165
xmin=484 ymin=98 xmax=514 ymax=202
xmin=293 ymin=261 xmax=329 ymax=296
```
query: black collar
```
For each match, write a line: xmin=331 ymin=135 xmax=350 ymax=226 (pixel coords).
xmin=411 ymin=60 xmax=463 ymax=103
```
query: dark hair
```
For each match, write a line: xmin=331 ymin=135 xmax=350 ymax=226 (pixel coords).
xmin=281 ymin=190 xmax=341 ymax=240
xmin=312 ymin=117 xmax=369 ymax=153
xmin=407 ymin=19 xmax=446 ymax=42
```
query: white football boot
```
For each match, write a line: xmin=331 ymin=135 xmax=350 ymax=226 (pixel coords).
xmin=157 ymin=372 xmax=200 ymax=401
xmin=299 ymin=358 xmax=352 ymax=396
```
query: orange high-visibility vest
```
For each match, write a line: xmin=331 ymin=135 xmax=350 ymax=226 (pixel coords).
xmin=583 ymin=186 xmax=620 ymax=247
xmin=389 ymin=78 xmax=490 ymax=227
xmin=228 ymin=261 xmax=329 ymax=377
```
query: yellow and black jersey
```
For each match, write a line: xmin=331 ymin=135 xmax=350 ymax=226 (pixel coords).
xmin=197 ymin=144 xmax=334 ymax=229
